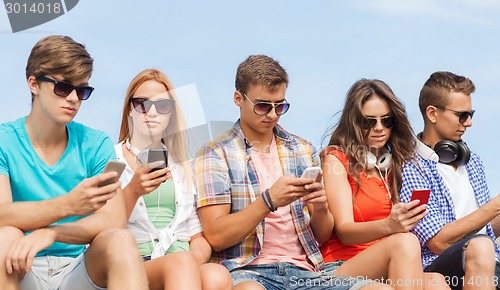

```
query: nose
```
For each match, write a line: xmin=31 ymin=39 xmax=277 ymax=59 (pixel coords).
xmin=266 ymin=105 xmax=278 ymax=118
xmin=462 ymin=115 xmax=472 ymax=127
xmin=147 ymin=104 xmax=159 ymax=116
xmin=66 ymin=89 xmax=79 ymax=103
xmin=372 ymin=119 xmax=384 ymax=131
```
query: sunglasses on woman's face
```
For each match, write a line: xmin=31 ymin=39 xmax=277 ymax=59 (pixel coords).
xmin=362 ymin=116 xmax=396 ymax=130
xmin=130 ymin=98 xmax=175 ymax=114
xmin=436 ymin=106 xmax=475 ymax=124
xmin=241 ymin=91 xmax=290 ymax=116
xmin=37 ymin=76 xmax=94 ymax=100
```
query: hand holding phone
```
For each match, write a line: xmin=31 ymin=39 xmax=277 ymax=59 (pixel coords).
xmin=98 ymin=161 xmax=126 ymax=187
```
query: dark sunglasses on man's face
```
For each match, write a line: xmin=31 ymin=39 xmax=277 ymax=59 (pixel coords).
xmin=436 ymin=106 xmax=475 ymax=124
xmin=37 ymin=76 xmax=94 ymax=100
xmin=241 ymin=91 xmax=290 ymax=116
xmin=362 ymin=116 xmax=396 ymax=130
xmin=130 ymin=98 xmax=175 ymax=114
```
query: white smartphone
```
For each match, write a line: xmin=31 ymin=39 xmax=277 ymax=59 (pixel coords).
xmin=98 ymin=160 xmax=126 ymax=187
xmin=300 ymin=166 xmax=321 ymax=180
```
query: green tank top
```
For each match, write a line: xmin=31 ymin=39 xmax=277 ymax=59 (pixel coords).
xmin=138 ymin=180 xmax=190 ymax=256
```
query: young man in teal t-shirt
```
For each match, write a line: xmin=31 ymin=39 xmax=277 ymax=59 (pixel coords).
xmin=0 ymin=35 xmax=148 ymax=290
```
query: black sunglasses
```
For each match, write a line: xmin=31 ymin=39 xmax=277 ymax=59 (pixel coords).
xmin=436 ymin=106 xmax=475 ymax=124
xmin=240 ymin=91 xmax=290 ymax=116
xmin=362 ymin=116 xmax=396 ymax=130
xmin=37 ymin=76 xmax=94 ymax=100
xmin=131 ymin=98 xmax=175 ymax=114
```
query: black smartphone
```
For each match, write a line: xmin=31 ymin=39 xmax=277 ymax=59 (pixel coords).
xmin=147 ymin=148 xmax=168 ymax=172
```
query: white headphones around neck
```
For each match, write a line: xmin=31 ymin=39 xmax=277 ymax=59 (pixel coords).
xmin=366 ymin=149 xmax=392 ymax=170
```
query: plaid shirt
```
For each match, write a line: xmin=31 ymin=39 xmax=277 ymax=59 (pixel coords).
xmin=195 ymin=120 xmax=324 ymax=271
xmin=400 ymin=140 xmax=499 ymax=268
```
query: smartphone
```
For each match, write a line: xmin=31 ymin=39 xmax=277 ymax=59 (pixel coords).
xmin=410 ymin=188 xmax=431 ymax=213
xmin=98 ymin=160 xmax=126 ymax=187
xmin=410 ymin=189 xmax=431 ymax=205
xmin=300 ymin=167 xmax=321 ymax=180
xmin=147 ymin=148 xmax=168 ymax=172
xmin=136 ymin=148 xmax=168 ymax=172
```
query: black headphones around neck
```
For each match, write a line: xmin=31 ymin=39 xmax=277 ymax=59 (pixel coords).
xmin=418 ymin=133 xmax=470 ymax=167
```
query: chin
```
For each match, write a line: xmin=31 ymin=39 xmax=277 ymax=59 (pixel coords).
xmin=368 ymin=142 xmax=387 ymax=149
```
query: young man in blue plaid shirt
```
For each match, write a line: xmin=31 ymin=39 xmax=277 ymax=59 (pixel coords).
xmin=400 ymin=71 xmax=500 ymax=290
xmin=194 ymin=55 xmax=380 ymax=290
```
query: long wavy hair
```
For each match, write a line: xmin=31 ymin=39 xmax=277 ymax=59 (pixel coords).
xmin=322 ymin=79 xmax=415 ymax=202
xmin=118 ymin=69 xmax=192 ymax=188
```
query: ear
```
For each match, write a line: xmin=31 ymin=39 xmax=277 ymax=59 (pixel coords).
xmin=27 ymin=76 xmax=40 ymax=96
xmin=426 ymin=105 xmax=438 ymax=124
xmin=234 ymin=90 xmax=243 ymax=108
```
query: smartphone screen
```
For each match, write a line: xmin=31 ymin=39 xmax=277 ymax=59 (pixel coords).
xmin=148 ymin=148 xmax=168 ymax=172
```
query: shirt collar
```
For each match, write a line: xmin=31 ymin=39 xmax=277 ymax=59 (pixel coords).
xmin=416 ymin=138 xmax=439 ymax=162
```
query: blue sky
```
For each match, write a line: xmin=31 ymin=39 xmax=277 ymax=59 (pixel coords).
xmin=1 ymin=0 xmax=499 ymax=194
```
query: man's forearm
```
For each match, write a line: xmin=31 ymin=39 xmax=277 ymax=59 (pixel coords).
xmin=0 ymin=197 xmax=71 ymax=231
xmin=52 ymin=209 xmax=125 ymax=245
xmin=53 ymin=190 xmax=127 ymax=245
xmin=200 ymin=198 xmax=270 ymax=252
xmin=429 ymin=201 xmax=500 ymax=253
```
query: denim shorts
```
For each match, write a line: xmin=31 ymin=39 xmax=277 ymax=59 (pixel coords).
xmin=230 ymin=262 xmax=371 ymax=290
xmin=424 ymin=234 xmax=500 ymax=290
xmin=19 ymin=253 xmax=104 ymax=290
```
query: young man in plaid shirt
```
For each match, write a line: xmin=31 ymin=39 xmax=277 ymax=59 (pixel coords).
xmin=400 ymin=71 xmax=500 ymax=290
xmin=194 ymin=55 xmax=379 ymax=290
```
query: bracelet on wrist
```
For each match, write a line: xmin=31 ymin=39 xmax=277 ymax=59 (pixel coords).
xmin=261 ymin=191 xmax=272 ymax=211
xmin=264 ymin=189 xmax=277 ymax=212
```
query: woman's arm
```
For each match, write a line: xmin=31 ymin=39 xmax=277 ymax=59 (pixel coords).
xmin=323 ymin=154 xmax=423 ymax=245
xmin=189 ymin=232 xmax=212 ymax=265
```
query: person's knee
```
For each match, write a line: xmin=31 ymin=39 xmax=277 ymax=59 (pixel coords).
xmin=465 ymin=236 xmax=496 ymax=268
xmin=201 ymin=264 xmax=232 ymax=290
xmin=387 ymin=233 xmax=421 ymax=255
xmin=234 ymin=280 xmax=265 ymax=290
xmin=91 ymin=228 xmax=139 ymax=260
xmin=162 ymin=251 xmax=199 ymax=272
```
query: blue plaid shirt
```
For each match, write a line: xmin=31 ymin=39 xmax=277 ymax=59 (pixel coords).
xmin=195 ymin=120 xmax=324 ymax=271
xmin=400 ymin=140 xmax=499 ymax=268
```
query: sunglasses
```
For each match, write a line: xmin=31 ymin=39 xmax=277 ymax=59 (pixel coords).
xmin=362 ymin=116 xmax=396 ymax=130
xmin=241 ymin=91 xmax=290 ymax=116
xmin=37 ymin=76 xmax=94 ymax=100
xmin=131 ymin=98 xmax=175 ymax=114
xmin=436 ymin=106 xmax=475 ymax=124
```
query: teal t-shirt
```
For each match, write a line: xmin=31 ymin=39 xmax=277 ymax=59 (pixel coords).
xmin=0 ymin=117 xmax=116 ymax=257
